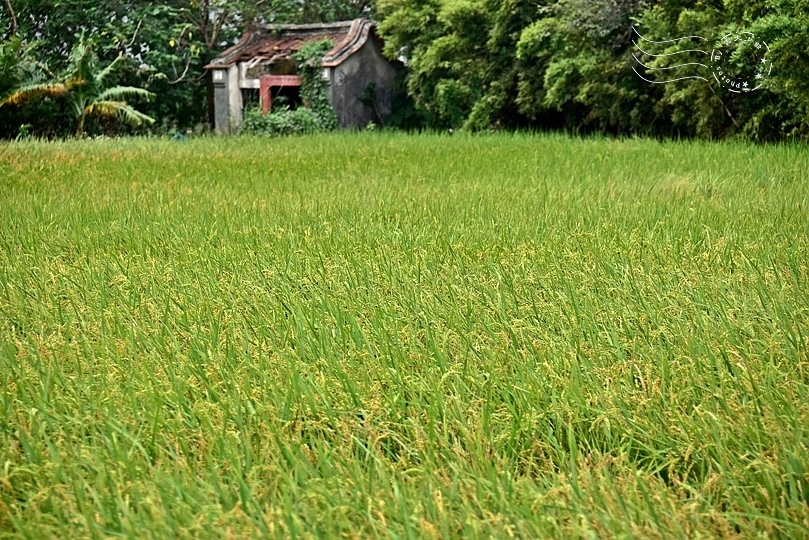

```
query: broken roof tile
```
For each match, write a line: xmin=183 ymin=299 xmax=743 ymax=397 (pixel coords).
xmin=205 ymin=19 xmax=375 ymax=70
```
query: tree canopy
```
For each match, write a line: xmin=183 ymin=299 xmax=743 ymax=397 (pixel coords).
xmin=377 ymin=0 xmax=809 ymax=140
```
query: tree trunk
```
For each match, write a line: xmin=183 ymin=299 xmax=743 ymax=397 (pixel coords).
xmin=76 ymin=113 xmax=86 ymax=137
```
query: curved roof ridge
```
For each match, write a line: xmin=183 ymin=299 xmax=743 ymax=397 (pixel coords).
xmin=253 ymin=21 xmax=355 ymax=32
xmin=322 ymin=19 xmax=374 ymax=67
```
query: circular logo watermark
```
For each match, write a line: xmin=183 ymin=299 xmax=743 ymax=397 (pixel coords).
xmin=710 ymin=32 xmax=772 ymax=92
xmin=631 ymin=27 xmax=772 ymax=93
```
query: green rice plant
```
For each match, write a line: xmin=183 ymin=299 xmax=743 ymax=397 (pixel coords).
xmin=0 ymin=133 xmax=807 ymax=538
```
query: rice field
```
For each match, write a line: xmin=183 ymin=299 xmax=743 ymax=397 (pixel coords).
xmin=1 ymin=133 xmax=808 ymax=538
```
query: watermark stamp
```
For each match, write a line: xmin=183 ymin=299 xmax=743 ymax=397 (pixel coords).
xmin=631 ymin=27 xmax=772 ymax=92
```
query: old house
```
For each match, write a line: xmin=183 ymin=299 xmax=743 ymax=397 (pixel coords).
xmin=205 ymin=19 xmax=399 ymax=133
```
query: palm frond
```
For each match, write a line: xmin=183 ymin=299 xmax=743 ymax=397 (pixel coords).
xmin=83 ymin=100 xmax=116 ymax=117
xmin=68 ymin=37 xmax=98 ymax=87
xmin=84 ymin=100 xmax=155 ymax=126
xmin=0 ymin=82 xmax=69 ymax=107
xmin=96 ymin=55 xmax=125 ymax=87
xmin=97 ymin=86 xmax=155 ymax=102
xmin=114 ymin=103 xmax=156 ymax=127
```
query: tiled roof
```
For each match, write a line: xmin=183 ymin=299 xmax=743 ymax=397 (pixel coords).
xmin=205 ymin=19 xmax=374 ymax=69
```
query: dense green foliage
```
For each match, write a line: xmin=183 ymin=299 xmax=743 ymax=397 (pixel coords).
xmin=377 ymin=0 xmax=809 ymax=140
xmin=0 ymin=36 xmax=60 ymax=138
xmin=240 ymin=107 xmax=328 ymax=137
xmin=295 ymin=40 xmax=340 ymax=131
xmin=239 ymin=40 xmax=338 ymax=137
xmin=1 ymin=134 xmax=808 ymax=537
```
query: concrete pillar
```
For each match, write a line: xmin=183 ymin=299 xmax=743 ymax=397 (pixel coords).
xmin=211 ymin=65 xmax=243 ymax=134
xmin=227 ymin=65 xmax=242 ymax=131
xmin=212 ymin=69 xmax=229 ymax=134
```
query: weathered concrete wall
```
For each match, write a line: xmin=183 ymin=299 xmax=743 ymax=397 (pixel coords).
xmin=330 ymin=37 xmax=400 ymax=129
xmin=212 ymin=69 xmax=230 ymax=134
xmin=227 ymin=65 xmax=243 ymax=131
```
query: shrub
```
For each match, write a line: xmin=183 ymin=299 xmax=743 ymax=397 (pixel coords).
xmin=239 ymin=106 xmax=324 ymax=136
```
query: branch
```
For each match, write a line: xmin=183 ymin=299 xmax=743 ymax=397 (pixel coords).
xmin=4 ymin=0 xmax=17 ymax=34
xmin=709 ymin=84 xmax=740 ymax=128
xmin=125 ymin=18 xmax=143 ymax=48
xmin=208 ymin=6 xmax=229 ymax=50
xmin=168 ymin=56 xmax=192 ymax=85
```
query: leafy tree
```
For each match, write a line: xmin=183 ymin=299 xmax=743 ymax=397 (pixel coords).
xmin=516 ymin=0 xmax=657 ymax=136
xmin=377 ymin=0 xmax=809 ymax=140
xmin=0 ymin=36 xmax=40 ymax=97
xmin=731 ymin=0 xmax=809 ymax=140
xmin=377 ymin=0 xmax=510 ymax=129
xmin=463 ymin=0 xmax=543 ymax=131
xmin=631 ymin=0 xmax=809 ymax=140
xmin=377 ymin=0 xmax=537 ymax=129
xmin=0 ymin=36 xmax=50 ymax=137
xmin=1 ymin=37 xmax=154 ymax=136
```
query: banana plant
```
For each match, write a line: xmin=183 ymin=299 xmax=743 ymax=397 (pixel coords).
xmin=1 ymin=37 xmax=155 ymax=136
